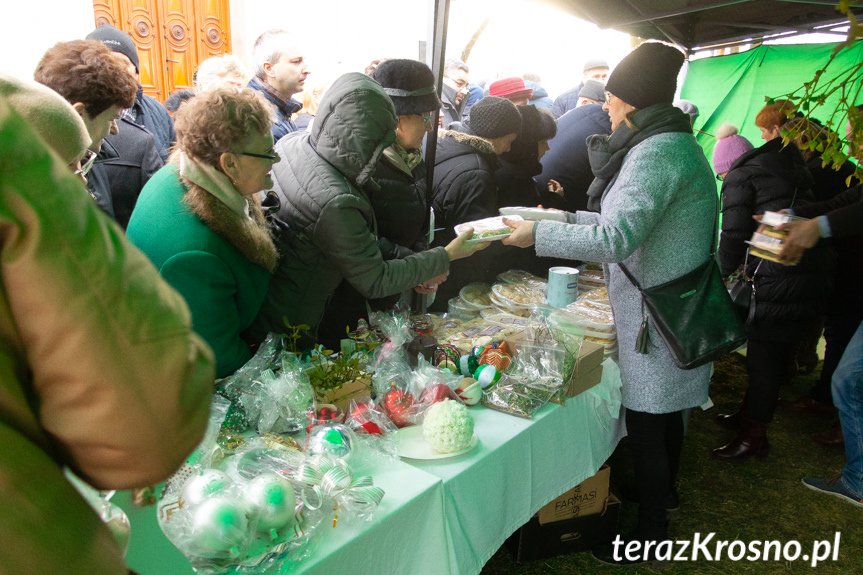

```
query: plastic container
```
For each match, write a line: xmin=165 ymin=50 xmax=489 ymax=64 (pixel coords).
xmin=459 ymin=283 xmax=493 ymax=309
xmin=454 ymin=215 xmax=523 ymax=243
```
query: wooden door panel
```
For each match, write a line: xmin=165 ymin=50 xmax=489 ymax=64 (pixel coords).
xmin=94 ymin=0 xmax=231 ymax=101
xmin=126 ymin=0 xmax=164 ymax=97
xmin=159 ymin=0 xmax=198 ymax=93
xmin=196 ymin=0 xmax=231 ymax=60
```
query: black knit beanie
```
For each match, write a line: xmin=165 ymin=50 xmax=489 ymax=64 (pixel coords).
xmin=502 ymin=105 xmax=556 ymax=171
xmin=375 ymin=59 xmax=442 ymax=116
xmin=604 ymin=42 xmax=684 ymax=110
xmin=86 ymin=25 xmax=140 ymax=74
xmin=466 ymin=96 xmax=521 ymax=139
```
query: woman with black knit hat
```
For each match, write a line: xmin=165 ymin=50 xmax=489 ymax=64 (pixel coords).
xmin=504 ymin=42 xmax=717 ymax=566
xmin=318 ymin=58 xmax=450 ymax=346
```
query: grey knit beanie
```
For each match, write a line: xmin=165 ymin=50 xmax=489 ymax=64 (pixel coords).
xmin=465 ymin=96 xmax=521 ymax=139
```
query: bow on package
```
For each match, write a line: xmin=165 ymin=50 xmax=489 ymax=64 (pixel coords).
xmin=293 ymin=455 xmax=385 ymax=526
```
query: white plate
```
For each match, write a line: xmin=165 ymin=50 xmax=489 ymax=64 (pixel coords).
xmin=499 ymin=206 xmax=568 ymax=222
xmin=395 ymin=425 xmax=479 ymax=460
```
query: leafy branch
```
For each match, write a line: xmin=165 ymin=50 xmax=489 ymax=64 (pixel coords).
xmin=771 ymin=1 xmax=863 ymax=186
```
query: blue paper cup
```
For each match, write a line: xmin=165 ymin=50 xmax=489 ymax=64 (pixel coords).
xmin=547 ymin=267 xmax=579 ymax=308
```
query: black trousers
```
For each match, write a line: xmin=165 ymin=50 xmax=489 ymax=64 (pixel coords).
xmin=744 ymin=338 xmax=796 ymax=423
xmin=625 ymin=408 xmax=684 ymax=539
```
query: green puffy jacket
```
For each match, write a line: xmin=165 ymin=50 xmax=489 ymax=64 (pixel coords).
xmin=250 ymin=73 xmax=449 ymax=342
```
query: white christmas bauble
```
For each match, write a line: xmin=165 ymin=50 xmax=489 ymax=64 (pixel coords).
xmin=190 ymin=496 xmax=249 ymax=554
xmin=181 ymin=469 xmax=233 ymax=507
xmin=306 ymin=424 xmax=356 ymax=460
xmin=244 ymin=473 xmax=296 ymax=531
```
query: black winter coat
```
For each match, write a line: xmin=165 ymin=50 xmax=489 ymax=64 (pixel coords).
xmin=430 ymin=126 xmax=500 ymax=246
xmin=134 ymin=87 xmax=175 ymax=163
xmin=719 ymin=138 xmax=834 ymax=340
xmin=97 ymin=117 xmax=163 ymax=230
xmin=318 ymin=151 xmax=431 ymax=346
xmin=537 ymin=104 xmax=611 ymax=213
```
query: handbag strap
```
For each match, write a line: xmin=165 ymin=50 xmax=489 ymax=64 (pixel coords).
xmin=620 ymin=192 xmax=720 ymax=292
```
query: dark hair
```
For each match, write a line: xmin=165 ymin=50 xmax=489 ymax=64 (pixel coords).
xmin=165 ymin=89 xmax=196 ymax=113
xmin=34 ymin=40 xmax=137 ymax=118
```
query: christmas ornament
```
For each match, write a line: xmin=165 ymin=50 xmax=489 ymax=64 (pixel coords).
xmin=434 ymin=344 xmax=461 ymax=373
xmin=474 ymin=364 xmax=502 ymax=389
xmin=306 ymin=424 xmax=356 ymax=459
xmin=479 ymin=344 xmax=512 ymax=372
xmin=420 ymin=383 xmax=459 ymax=405
xmin=456 ymin=378 xmax=483 ymax=406
xmin=458 ymin=355 xmax=479 ymax=377
xmin=190 ymin=496 xmax=249 ymax=554
xmin=382 ymin=384 xmax=416 ymax=428
xmin=181 ymin=469 xmax=233 ymax=507
xmin=422 ymin=399 xmax=475 ymax=453
xmin=243 ymin=473 xmax=296 ymax=532
xmin=350 ymin=403 xmax=384 ymax=435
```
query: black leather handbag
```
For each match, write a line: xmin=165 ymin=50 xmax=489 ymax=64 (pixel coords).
xmin=619 ymin=203 xmax=747 ymax=370
xmin=727 ymin=256 xmax=759 ymax=327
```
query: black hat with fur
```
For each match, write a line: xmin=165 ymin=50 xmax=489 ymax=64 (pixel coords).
xmin=502 ymin=105 xmax=557 ymax=173
xmin=375 ymin=59 xmax=442 ymax=116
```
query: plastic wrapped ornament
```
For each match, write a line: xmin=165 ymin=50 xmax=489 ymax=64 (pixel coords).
xmin=456 ymin=377 xmax=483 ymax=406
xmin=458 ymin=355 xmax=479 ymax=377
xmin=306 ymin=424 xmax=356 ymax=460
xmin=243 ymin=473 xmax=296 ymax=532
xmin=190 ymin=495 xmax=249 ymax=554
xmin=181 ymin=469 xmax=233 ymax=507
xmin=474 ymin=364 xmax=501 ymax=389
xmin=434 ymin=344 xmax=461 ymax=373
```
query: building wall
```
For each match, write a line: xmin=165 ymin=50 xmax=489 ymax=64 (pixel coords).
xmin=0 ymin=0 xmax=96 ymax=80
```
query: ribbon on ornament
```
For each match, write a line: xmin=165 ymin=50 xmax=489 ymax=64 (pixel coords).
xmin=293 ymin=455 xmax=384 ymax=525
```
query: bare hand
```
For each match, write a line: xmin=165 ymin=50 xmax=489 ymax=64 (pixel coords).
xmin=415 ymin=271 xmax=449 ymax=293
xmin=500 ymin=218 xmax=536 ymax=248
xmin=548 ymin=179 xmax=564 ymax=197
xmin=775 ymin=219 xmax=821 ymax=264
xmin=444 ymin=228 xmax=491 ymax=261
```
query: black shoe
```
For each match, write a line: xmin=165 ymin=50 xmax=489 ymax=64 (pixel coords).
xmin=592 ymin=534 xmax=670 ymax=567
xmin=712 ymin=420 xmax=769 ymax=461
xmin=715 ymin=409 xmax=744 ymax=429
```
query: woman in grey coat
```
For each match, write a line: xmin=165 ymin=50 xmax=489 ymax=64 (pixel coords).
xmin=504 ymin=43 xmax=716 ymax=566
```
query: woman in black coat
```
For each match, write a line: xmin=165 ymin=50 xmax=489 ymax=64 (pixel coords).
xmin=710 ymin=123 xmax=834 ymax=461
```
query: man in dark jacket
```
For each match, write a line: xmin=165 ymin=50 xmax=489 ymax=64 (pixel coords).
xmin=441 ymin=58 xmax=470 ymax=128
xmin=248 ymin=29 xmax=310 ymax=142
xmin=96 ymin=117 xmax=163 ymax=229
xmin=318 ymin=59 xmax=446 ymax=347
xmin=86 ymin=25 xmax=176 ymax=162
xmin=551 ymin=58 xmax=609 ymax=118
xmin=536 ymin=103 xmax=612 ymax=212
xmin=250 ymin=73 xmax=484 ymax=345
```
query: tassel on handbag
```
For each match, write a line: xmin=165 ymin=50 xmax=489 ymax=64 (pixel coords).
xmin=636 ymin=314 xmax=650 ymax=354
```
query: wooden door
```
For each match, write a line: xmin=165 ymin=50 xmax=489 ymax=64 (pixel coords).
xmin=93 ymin=0 xmax=231 ymax=102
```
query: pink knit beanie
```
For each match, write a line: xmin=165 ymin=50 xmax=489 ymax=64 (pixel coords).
xmin=712 ymin=123 xmax=754 ymax=174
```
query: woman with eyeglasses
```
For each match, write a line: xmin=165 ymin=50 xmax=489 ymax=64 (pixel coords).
xmin=128 ymin=87 xmax=279 ymax=378
xmin=502 ymin=43 xmax=716 ymax=566
xmin=317 ymin=59 xmax=448 ymax=347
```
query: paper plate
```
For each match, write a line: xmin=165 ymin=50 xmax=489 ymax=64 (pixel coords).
xmin=499 ymin=206 xmax=568 ymax=222
xmin=395 ymin=425 xmax=479 ymax=460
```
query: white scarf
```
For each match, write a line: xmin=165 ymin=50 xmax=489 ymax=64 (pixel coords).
xmin=178 ymin=152 xmax=250 ymax=219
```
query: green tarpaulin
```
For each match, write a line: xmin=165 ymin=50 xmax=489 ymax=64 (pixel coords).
xmin=681 ymin=40 xmax=863 ymax=166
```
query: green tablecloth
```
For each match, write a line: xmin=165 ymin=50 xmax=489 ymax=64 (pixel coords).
xmin=116 ymin=359 xmax=624 ymax=575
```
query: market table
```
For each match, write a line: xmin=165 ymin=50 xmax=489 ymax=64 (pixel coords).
xmin=115 ymin=359 xmax=624 ymax=575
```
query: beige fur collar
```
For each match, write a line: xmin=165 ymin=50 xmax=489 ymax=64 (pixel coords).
xmin=440 ymin=129 xmax=496 ymax=156
xmin=180 ymin=177 xmax=278 ymax=272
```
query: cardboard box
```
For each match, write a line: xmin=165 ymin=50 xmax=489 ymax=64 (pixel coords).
xmin=572 ymin=340 xmax=604 ymax=377
xmin=566 ymin=363 xmax=603 ymax=398
xmin=505 ymin=494 xmax=621 ymax=562
xmin=538 ymin=464 xmax=610 ymax=525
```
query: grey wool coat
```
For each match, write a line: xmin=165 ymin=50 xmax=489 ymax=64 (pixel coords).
xmin=534 ymin=132 xmax=717 ymax=414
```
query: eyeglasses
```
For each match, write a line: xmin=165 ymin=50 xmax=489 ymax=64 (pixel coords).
xmin=604 ymin=91 xmax=614 ymax=104
xmin=419 ymin=113 xmax=434 ymax=130
xmin=445 ymin=76 xmax=469 ymax=90
xmin=716 ymin=173 xmax=724 ymax=181
xmin=74 ymin=149 xmax=98 ymax=178
xmin=240 ymin=149 xmax=279 ymax=161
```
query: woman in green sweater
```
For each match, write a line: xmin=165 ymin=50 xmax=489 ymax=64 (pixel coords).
xmin=128 ymin=88 xmax=278 ymax=378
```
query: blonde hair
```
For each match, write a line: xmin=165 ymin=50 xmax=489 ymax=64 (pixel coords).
xmin=194 ymin=54 xmax=248 ymax=92
xmin=174 ymin=87 xmax=273 ymax=169
xmin=299 ymin=78 xmax=328 ymax=117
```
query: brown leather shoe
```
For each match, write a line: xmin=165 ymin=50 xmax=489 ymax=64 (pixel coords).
xmin=712 ymin=420 xmax=770 ymax=461
xmin=780 ymin=395 xmax=836 ymax=416
xmin=811 ymin=423 xmax=844 ymax=446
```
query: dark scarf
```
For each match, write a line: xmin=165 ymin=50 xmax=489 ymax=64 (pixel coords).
xmin=585 ymin=103 xmax=692 ymax=212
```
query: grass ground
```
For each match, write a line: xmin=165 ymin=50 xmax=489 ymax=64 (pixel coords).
xmin=481 ymin=353 xmax=863 ymax=574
